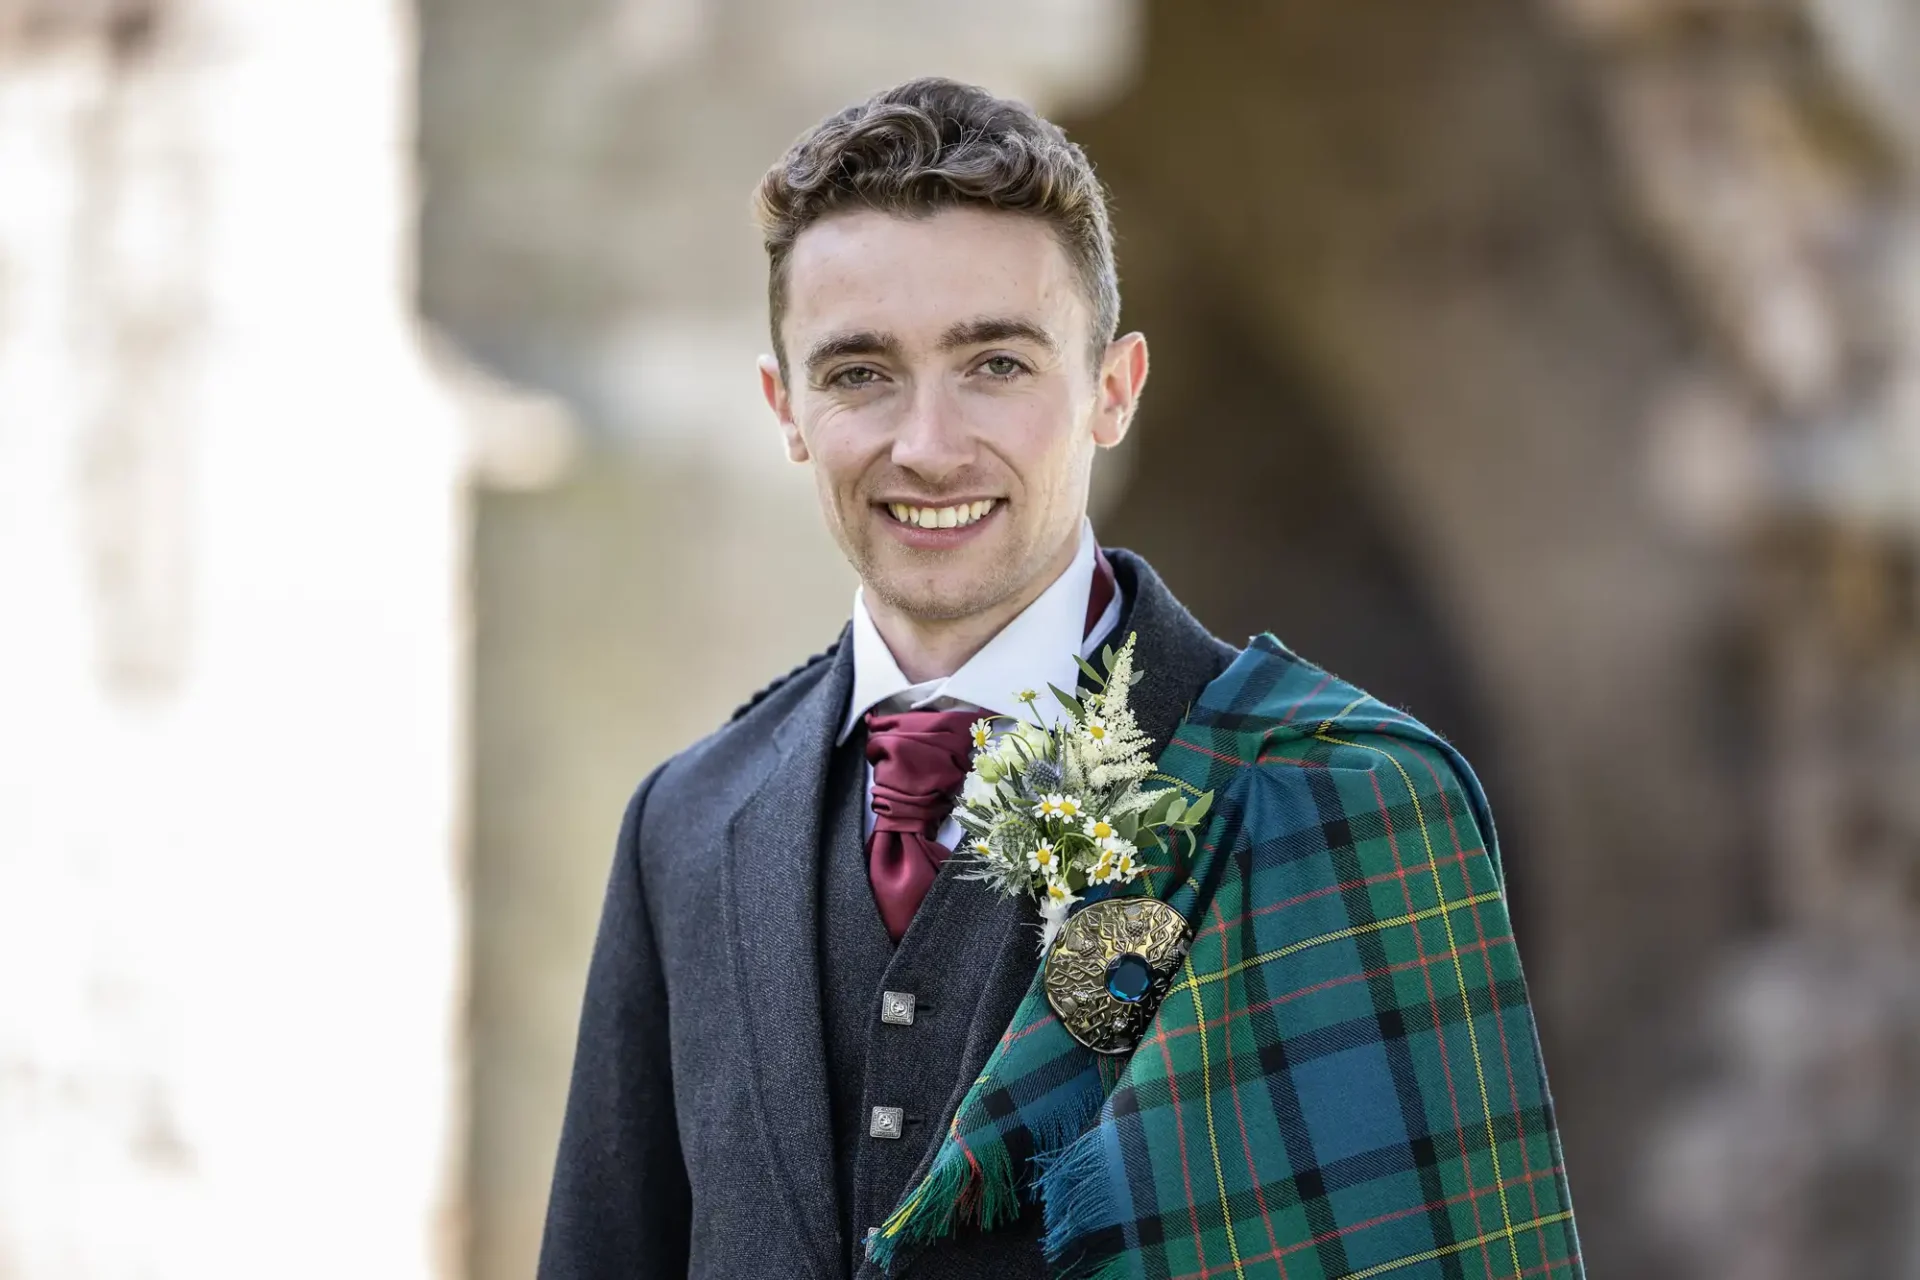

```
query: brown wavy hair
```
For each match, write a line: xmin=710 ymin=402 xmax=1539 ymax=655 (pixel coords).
xmin=753 ymin=77 xmax=1119 ymax=376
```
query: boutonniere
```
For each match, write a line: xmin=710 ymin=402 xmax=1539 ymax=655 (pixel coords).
xmin=953 ymin=633 xmax=1214 ymax=953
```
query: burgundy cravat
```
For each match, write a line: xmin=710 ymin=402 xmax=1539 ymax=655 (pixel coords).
xmin=864 ymin=709 xmax=979 ymax=941
xmin=862 ymin=549 xmax=1118 ymax=941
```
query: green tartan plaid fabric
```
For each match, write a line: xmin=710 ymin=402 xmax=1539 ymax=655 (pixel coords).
xmin=867 ymin=634 xmax=1582 ymax=1280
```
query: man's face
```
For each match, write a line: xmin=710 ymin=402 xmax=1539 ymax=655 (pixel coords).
xmin=761 ymin=206 xmax=1145 ymax=626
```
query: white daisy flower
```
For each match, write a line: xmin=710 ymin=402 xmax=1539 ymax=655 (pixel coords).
xmin=969 ymin=717 xmax=996 ymax=751
xmin=1082 ymin=715 xmax=1110 ymax=745
xmin=1034 ymin=793 xmax=1068 ymax=819
xmin=1088 ymin=846 xmax=1121 ymax=885
xmin=1027 ymin=841 xmax=1061 ymax=876
xmin=1082 ymin=816 xmax=1118 ymax=842
xmin=1115 ymin=848 xmax=1142 ymax=883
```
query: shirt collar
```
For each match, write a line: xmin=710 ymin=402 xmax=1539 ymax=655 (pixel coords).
xmin=838 ymin=519 xmax=1115 ymax=744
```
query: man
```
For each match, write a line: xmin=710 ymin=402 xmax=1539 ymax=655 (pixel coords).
xmin=542 ymin=79 xmax=1580 ymax=1280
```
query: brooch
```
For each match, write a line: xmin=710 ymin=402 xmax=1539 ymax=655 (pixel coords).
xmin=1042 ymin=896 xmax=1192 ymax=1054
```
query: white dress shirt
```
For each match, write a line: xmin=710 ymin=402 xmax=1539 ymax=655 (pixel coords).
xmin=838 ymin=519 xmax=1124 ymax=848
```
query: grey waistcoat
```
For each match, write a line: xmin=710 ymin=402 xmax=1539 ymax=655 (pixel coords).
xmin=817 ymin=727 xmax=1050 ymax=1278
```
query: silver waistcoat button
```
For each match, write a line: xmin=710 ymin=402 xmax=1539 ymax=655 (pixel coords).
xmin=880 ymin=990 xmax=916 ymax=1026
xmin=869 ymin=1106 xmax=904 ymax=1140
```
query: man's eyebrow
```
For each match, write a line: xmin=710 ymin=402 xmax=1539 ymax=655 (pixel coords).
xmin=938 ymin=317 xmax=1058 ymax=354
xmin=804 ymin=330 xmax=902 ymax=375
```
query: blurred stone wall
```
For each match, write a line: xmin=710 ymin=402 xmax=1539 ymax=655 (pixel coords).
xmin=0 ymin=3 xmax=466 ymax=1276
xmin=1555 ymin=0 xmax=1920 ymax=1273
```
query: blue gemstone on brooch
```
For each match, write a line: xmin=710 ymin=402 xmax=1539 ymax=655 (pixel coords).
xmin=1044 ymin=897 xmax=1193 ymax=1053
xmin=1105 ymin=952 xmax=1154 ymax=1003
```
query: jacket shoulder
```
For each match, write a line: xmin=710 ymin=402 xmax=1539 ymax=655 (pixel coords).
xmin=633 ymin=638 xmax=844 ymax=828
xmin=725 ymin=638 xmax=841 ymax=725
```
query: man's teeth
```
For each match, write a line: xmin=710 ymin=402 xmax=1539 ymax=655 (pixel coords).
xmin=887 ymin=499 xmax=997 ymax=529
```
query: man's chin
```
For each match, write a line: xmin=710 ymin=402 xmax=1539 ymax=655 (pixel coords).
xmin=862 ymin=557 xmax=1014 ymax=625
xmin=869 ymin=580 xmax=1000 ymax=624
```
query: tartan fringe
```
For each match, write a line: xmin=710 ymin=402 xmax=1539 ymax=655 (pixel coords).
xmin=867 ymin=1060 xmax=1109 ymax=1276
xmin=1034 ymin=1121 xmax=1127 ymax=1278
xmin=863 ymin=1138 xmax=983 ymax=1272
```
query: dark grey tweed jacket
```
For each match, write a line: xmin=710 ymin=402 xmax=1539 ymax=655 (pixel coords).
xmin=539 ymin=550 xmax=1237 ymax=1280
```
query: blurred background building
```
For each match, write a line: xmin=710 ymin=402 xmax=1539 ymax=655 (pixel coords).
xmin=3 ymin=0 xmax=1919 ymax=1277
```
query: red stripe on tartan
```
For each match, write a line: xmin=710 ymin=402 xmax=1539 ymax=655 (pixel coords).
xmin=1277 ymin=672 xmax=1336 ymax=726
xmin=1150 ymin=934 xmax=1512 ymax=1048
xmin=955 ymin=1133 xmax=985 ymax=1219
xmin=1153 ymin=984 xmax=1213 ymax=1276
xmin=1209 ymin=897 xmax=1291 ymax=1280
xmin=1526 ymin=1260 xmax=1582 ymax=1280
xmin=1003 ymin=1019 xmax=1052 ymax=1047
xmin=1411 ymin=749 xmax=1552 ymax=1264
xmin=1162 ymin=739 xmax=1262 ymax=768
xmin=1182 ymin=844 xmax=1481 ymax=949
xmin=1161 ymin=740 xmax=1348 ymax=771
xmin=1305 ymin=1164 xmax=1567 ymax=1256
xmin=1367 ymin=769 xmax=1494 ymax=1279
xmin=1163 ymin=1164 xmax=1568 ymax=1280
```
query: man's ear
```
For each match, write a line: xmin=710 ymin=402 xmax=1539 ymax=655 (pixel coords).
xmin=759 ymin=354 xmax=808 ymax=463
xmin=1091 ymin=332 xmax=1149 ymax=449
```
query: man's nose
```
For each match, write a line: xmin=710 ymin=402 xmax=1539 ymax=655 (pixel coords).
xmin=889 ymin=383 xmax=973 ymax=482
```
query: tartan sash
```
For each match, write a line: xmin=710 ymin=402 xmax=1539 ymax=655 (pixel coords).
xmin=866 ymin=635 xmax=1583 ymax=1279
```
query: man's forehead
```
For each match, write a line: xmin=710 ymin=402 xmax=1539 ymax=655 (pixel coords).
xmin=782 ymin=206 xmax=1085 ymax=345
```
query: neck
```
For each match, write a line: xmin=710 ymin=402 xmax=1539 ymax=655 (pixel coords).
xmin=867 ymin=528 xmax=1082 ymax=684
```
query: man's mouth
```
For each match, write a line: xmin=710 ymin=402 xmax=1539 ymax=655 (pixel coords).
xmin=882 ymin=499 xmax=998 ymax=530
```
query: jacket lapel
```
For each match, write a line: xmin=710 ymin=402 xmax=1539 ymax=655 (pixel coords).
xmin=720 ymin=634 xmax=853 ymax=1280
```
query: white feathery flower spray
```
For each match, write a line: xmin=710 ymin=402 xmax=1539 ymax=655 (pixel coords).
xmin=950 ymin=632 xmax=1215 ymax=951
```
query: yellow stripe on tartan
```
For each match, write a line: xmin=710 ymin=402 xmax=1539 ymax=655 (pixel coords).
xmin=1186 ymin=967 xmax=1247 ymax=1278
xmin=1331 ymin=693 xmax=1375 ymax=722
xmin=881 ymin=1184 xmax=925 ymax=1237
xmin=1314 ymin=731 xmax=1523 ymax=1280
xmin=1336 ymin=1212 xmax=1574 ymax=1280
xmin=1168 ymin=893 xmax=1504 ymax=994
xmin=1333 ymin=1210 xmax=1576 ymax=1279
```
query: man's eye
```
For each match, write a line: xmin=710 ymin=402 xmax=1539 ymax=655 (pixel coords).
xmin=830 ymin=366 xmax=883 ymax=388
xmin=980 ymin=356 xmax=1027 ymax=379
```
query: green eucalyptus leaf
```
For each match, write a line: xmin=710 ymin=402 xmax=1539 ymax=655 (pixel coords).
xmin=1074 ymin=655 xmax=1107 ymax=688
xmin=1048 ymin=684 xmax=1085 ymax=719
xmin=1183 ymin=791 xmax=1213 ymax=826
